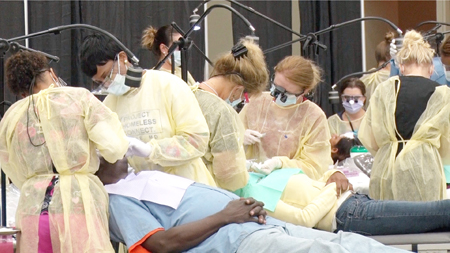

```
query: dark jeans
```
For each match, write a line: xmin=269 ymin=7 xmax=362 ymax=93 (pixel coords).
xmin=335 ymin=193 xmax=450 ymax=236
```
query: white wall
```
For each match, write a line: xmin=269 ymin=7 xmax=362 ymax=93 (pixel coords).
xmin=205 ymin=1 xmax=233 ymax=78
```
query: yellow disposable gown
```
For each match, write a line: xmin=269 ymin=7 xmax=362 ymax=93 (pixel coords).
xmin=160 ymin=67 xmax=196 ymax=86
xmin=103 ymin=70 xmax=215 ymax=186
xmin=360 ymin=68 xmax=390 ymax=110
xmin=0 ymin=86 xmax=128 ymax=253
xmin=240 ymin=92 xmax=332 ymax=180
xmin=193 ymin=87 xmax=248 ymax=191
xmin=359 ymin=76 xmax=450 ymax=201
xmin=327 ymin=113 xmax=365 ymax=136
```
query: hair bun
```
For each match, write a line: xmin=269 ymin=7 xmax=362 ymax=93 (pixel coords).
xmin=141 ymin=26 xmax=158 ymax=50
xmin=402 ymin=30 xmax=426 ymax=47
xmin=396 ymin=30 xmax=434 ymax=66
xmin=385 ymin=31 xmax=395 ymax=44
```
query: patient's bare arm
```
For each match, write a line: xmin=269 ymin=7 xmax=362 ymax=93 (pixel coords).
xmin=96 ymin=156 xmax=129 ymax=185
xmin=142 ymin=197 xmax=267 ymax=253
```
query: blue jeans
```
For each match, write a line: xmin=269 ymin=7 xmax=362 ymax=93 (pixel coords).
xmin=335 ymin=193 xmax=450 ymax=236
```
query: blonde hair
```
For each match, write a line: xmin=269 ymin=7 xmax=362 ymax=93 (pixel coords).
xmin=274 ymin=55 xmax=322 ymax=91
xmin=397 ymin=30 xmax=434 ymax=66
xmin=210 ymin=39 xmax=269 ymax=95
xmin=440 ymin=35 xmax=450 ymax=57
xmin=141 ymin=26 xmax=158 ymax=51
xmin=141 ymin=25 xmax=179 ymax=57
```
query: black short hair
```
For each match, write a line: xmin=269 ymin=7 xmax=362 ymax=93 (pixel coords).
xmin=334 ymin=137 xmax=354 ymax=163
xmin=79 ymin=34 xmax=122 ymax=77
xmin=5 ymin=51 xmax=49 ymax=95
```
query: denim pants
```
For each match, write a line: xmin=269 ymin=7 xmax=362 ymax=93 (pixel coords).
xmin=335 ymin=193 xmax=450 ymax=236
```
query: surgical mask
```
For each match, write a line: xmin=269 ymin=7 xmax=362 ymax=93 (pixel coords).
xmin=445 ymin=71 xmax=450 ymax=82
xmin=342 ymin=100 xmax=363 ymax=114
xmin=165 ymin=45 xmax=182 ymax=67
xmin=275 ymin=93 xmax=298 ymax=107
xmin=106 ymin=57 xmax=130 ymax=96
xmin=173 ymin=51 xmax=181 ymax=67
xmin=225 ymin=87 xmax=244 ymax=108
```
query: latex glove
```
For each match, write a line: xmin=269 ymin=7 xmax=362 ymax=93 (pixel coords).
xmin=258 ymin=158 xmax=282 ymax=175
xmin=246 ymin=160 xmax=264 ymax=173
xmin=246 ymin=160 xmax=255 ymax=171
xmin=126 ymin=136 xmax=152 ymax=158
xmin=244 ymin=129 xmax=264 ymax=145
xmin=390 ymin=38 xmax=403 ymax=61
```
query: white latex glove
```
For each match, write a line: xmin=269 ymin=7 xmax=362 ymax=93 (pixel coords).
xmin=126 ymin=136 xmax=152 ymax=158
xmin=246 ymin=160 xmax=255 ymax=171
xmin=390 ymin=38 xmax=403 ymax=62
xmin=258 ymin=158 xmax=282 ymax=175
xmin=244 ymin=129 xmax=264 ymax=145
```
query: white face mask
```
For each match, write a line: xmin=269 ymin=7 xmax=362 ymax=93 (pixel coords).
xmin=173 ymin=51 xmax=182 ymax=67
xmin=106 ymin=57 xmax=130 ymax=96
xmin=342 ymin=100 xmax=363 ymax=114
xmin=225 ymin=87 xmax=244 ymax=108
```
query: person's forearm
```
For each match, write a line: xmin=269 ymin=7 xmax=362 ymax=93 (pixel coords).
xmin=149 ymin=133 xmax=208 ymax=167
xmin=142 ymin=212 xmax=228 ymax=253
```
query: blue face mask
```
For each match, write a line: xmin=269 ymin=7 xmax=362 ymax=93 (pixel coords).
xmin=445 ymin=70 xmax=450 ymax=82
xmin=225 ymin=87 xmax=244 ymax=108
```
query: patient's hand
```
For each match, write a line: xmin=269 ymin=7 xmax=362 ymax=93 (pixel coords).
xmin=220 ymin=197 xmax=267 ymax=225
xmin=326 ymin=171 xmax=353 ymax=197
xmin=96 ymin=157 xmax=129 ymax=185
xmin=244 ymin=197 xmax=267 ymax=224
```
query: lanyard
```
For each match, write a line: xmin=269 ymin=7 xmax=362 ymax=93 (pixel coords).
xmin=344 ymin=112 xmax=355 ymax=133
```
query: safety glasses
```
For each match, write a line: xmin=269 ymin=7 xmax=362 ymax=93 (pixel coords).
xmin=92 ymin=64 xmax=114 ymax=89
xmin=341 ymin=95 xmax=363 ymax=103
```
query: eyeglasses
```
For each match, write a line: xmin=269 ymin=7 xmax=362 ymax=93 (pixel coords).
xmin=341 ymin=95 xmax=364 ymax=103
xmin=92 ymin=61 xmax=116 ymax=89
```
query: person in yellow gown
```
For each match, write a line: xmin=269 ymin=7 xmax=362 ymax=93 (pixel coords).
xmin=80 ymin=33 xmax=215 ymax=186
xmin=327 ymin=78 xmax=366 ymax=137
xmin=360 ymin=32 xmax=393 ymax=109
xmin=359 ymin=30 xmax=450 ymax=201
xmin=240 ymin=55 xmax=332 ymax=180
xmin=192 ymin=39 xmax=268 ymax=191
xmin=141 ymin=24 xmax=196 ymax=85
xmin=0 ymin=51 xmax=129 ymax=252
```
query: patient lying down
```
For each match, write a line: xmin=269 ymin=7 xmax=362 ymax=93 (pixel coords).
xmin=95 ymin=157 xmax=407 ymax=253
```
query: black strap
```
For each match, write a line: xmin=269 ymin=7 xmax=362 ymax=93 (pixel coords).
xmin=40 ymin=175 xmax=59 ymax=214
xmin=344 ymin=112 xmax=355 ymax=133
xmin=52 ymin=163 xmax=58 ymax=174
